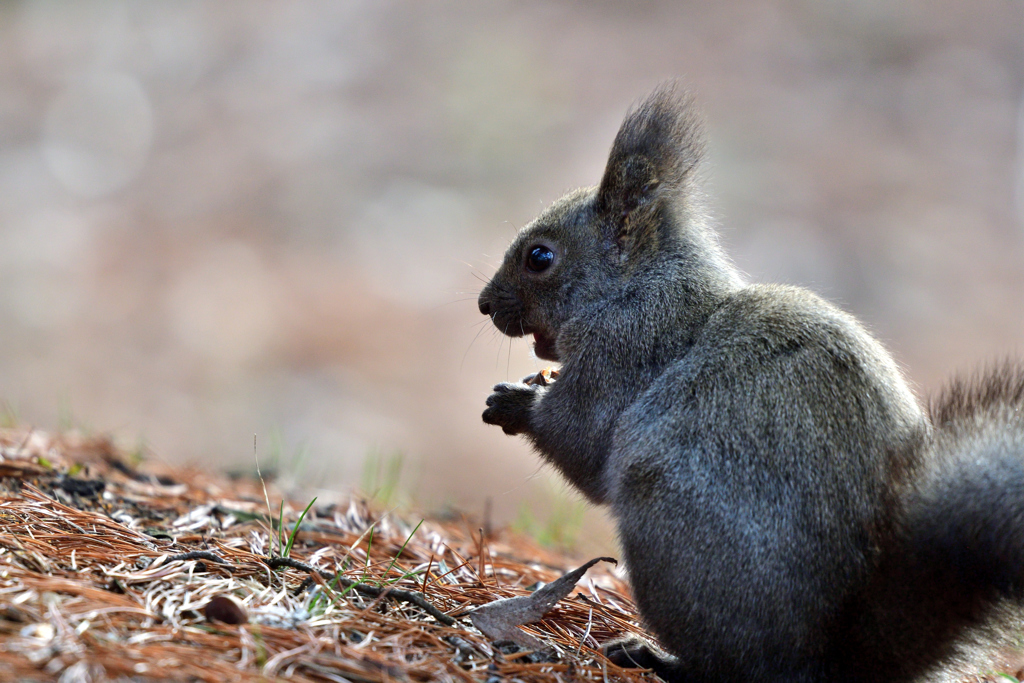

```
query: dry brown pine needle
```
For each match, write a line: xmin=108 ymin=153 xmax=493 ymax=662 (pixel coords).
xmin=0 ymin=428 xmax=1020 ymax=683
xmin=0 ymin=427 xmax=656 ymax=683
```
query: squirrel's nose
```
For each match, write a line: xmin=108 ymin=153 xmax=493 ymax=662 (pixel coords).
xmin=478 ymin=296 xmax=492 ymax=316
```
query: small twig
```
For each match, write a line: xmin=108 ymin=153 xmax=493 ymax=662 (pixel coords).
xmin=165 ymin=551 xmax=229 ymax=565
xmin=294 ymin=575 xmax=317 ymax=595
xmin=264 ymin=556 xmax=456 ymax=626
xmin=267 ymin=556 xmax=333 ymax=580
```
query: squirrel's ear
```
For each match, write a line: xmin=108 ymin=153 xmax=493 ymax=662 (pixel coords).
xmin=595 ymin=85 xmax=704 ymax=239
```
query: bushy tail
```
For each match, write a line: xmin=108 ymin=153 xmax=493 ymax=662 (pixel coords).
xmin=839 ymin=363 xmax=1024 ymax=682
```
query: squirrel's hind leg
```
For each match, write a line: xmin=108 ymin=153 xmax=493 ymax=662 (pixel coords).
xmin=603 ymin=635 xmax=688 ymax=681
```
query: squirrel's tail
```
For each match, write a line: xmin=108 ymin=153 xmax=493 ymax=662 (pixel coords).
xmin=839 ymin=363 xmax=1024 ymax=682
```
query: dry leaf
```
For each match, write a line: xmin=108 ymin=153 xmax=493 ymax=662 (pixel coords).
xmin=470 ymin=556 xmax=616 ymax=651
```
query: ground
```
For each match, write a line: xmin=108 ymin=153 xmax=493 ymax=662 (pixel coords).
xmin=0 ymin=427 xmax=1021 ymax=683
xmin=0 ymin=427 xmax=649 ymax=682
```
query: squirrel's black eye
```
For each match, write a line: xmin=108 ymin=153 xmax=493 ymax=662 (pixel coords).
xmin=526 ymin=245 xmax=554 ymax=273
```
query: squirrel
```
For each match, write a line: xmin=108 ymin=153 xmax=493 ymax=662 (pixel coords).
xmin=477 ymin=84 xmax=1024 ymax=682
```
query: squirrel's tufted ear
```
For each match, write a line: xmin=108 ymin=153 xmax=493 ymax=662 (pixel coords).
xmin=595 ymin=84 xmax=705 ymax=240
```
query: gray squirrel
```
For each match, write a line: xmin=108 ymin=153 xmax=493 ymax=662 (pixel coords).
xmin=477 ymin=84 xmax=1024 ymax=682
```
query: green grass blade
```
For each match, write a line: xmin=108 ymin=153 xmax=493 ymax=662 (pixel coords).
xmin=283 ymin=497 xmax=317 ymax=558
xmin=381 ymin=519 xmax=423 ymax=586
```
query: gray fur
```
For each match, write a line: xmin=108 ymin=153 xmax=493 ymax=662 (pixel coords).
xmin=478 ymin=84 xmax=1024 ymax=682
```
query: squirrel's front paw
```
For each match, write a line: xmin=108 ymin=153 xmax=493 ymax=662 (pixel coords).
xmin=482 ymin=382 xmax=541 ymax=436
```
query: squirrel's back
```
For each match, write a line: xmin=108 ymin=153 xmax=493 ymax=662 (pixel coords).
xmin=607 ymin=283 xmax=930 ymax=680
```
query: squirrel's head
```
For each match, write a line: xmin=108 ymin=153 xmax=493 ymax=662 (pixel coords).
xmin=478 ymin=85 xmax=721 ymax=362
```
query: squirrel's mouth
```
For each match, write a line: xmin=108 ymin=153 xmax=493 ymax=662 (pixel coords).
xmin=486 ymin=310 xmax=560 ymax=362
xmin=532 ymin=331 xmax=559 ymax=362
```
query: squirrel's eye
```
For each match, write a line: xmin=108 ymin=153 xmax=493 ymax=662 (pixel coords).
xmin=526 ymin=245 xmax=554 ymax=273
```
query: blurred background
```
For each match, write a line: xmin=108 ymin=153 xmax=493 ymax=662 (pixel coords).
xmin=1 ymin=1 xmax=1022 ymax=550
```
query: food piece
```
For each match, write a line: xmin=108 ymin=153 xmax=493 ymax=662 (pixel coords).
xmin=525 ymin=367 xmax=560 ymax=387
